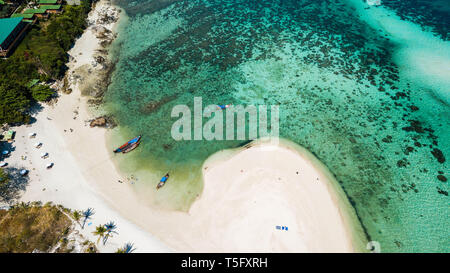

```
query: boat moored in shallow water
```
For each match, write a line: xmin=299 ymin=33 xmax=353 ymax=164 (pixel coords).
xmin=157 ymin=173 xmax=169 ymax=190
xmin=114 ymin=136 xmax=141 ymax=154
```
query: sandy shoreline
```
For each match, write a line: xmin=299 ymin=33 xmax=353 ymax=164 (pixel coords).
xmin=192 ymin=138 xmax=368 ymax=252
xmin=0 ymin=0 xmax=368 ymax=252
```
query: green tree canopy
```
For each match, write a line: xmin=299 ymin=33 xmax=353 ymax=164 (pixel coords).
xmin=31 ymin=84 xmax=54 ymax=102
xmin=0 ymin=83 xmax=30 ymax=124
xmin=0 ymin=0 xmax=93 ymax=125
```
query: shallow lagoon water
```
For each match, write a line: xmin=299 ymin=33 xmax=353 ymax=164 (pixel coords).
xmin=106 ymin=0 xmax=449 ymax=252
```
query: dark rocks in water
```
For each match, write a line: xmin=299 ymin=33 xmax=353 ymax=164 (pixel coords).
xmin=381 ymin=135 xmax=392 ymax=143
xmin=437 ymin=175 xmax=447 ymax=182
xmin=401 ymin=183 xmax=418 ymax=193
xmin=409 ymin=105 xmax=419 ymax=111
xmin=396 ymin=158 xmax=408 ymax=168
xmin=394 ymin=92 xmax=407 ymax=99
xmin=402 ymin=120 xmax=425 ymax=133
xmin=414 ymin=141 xmax=422 ymax=148
xmin=437 ymin=187 xmax=448 ymax=196
xmin=140 ymin=94 xmax=178 ymax=114
xmin=431 ymin=148 xmax=445 ymax=163
xmin=404 ymin=146 xmax=414 ymax=155
xmin=400 ymin=184 xmax=408 ymax=193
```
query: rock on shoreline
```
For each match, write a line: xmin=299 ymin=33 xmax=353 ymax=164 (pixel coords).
xmin=89 ymin=116 xmax=116 ymax=128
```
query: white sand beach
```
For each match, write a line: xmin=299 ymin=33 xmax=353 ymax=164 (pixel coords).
xmin=0 ymin=0 xmax=368 ymax=252
xmin=189 ymin=139 xmax=368 ymax=252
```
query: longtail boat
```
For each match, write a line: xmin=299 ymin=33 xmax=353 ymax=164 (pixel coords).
xmin=157 ymin=173 xmax=170 ymax=190
xmin=114 ymin=136 xmax=141 ymax=153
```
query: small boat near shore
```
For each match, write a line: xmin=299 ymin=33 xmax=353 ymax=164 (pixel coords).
xmin=157 ymin=173 xmax=169 ymax=190
xmin=114 ymin=136 xmax=141 ymax=154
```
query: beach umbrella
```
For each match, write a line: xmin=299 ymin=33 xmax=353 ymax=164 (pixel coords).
xmin=20 ymin=169 xmax=28 ymax=176
xmin=2 ymin=150 xmax=9 ymax=155
xmin=40 ymin=152 xmax=48 ymax=158
xmin=29 ymin=133 xmax=36 ymax=138
xmin=0 ymin=162 xmax=7 ymax=167
xmin=46 ymin=163 xmax=54 ymax=169
xmin=35 ymin=142 xmax=42 ymax=148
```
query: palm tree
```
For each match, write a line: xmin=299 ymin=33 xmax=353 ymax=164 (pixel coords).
xmin=72 ymin=210 xmax=81 ymax=226
xmin=92 ymin=225 xmax=107 ymax=244
xmin=103 ymin=221 xmax=117 ymax=245
xmin=123 ymin=242 xmax=135 ymax=253
xmin=81 ymin=208 xmax=95 ymax=229
xmin=115 ymin=242 xmax=135 ymax=253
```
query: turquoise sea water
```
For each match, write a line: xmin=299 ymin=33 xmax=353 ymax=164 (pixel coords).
xmin=105 ymin=0 xmax=449 ymax=252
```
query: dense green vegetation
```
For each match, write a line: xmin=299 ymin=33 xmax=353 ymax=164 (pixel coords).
xmin=0 ymin=82 xmax=31 ymax=124
xmin=0 ymin=1 xmax=27 ymax=18
xmin=31 ymin=84 xmax=54 ymax=102
xmin=0 ymin=0 xmax=93 ymax=125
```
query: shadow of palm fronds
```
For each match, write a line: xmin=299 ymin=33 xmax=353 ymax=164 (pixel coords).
xmin=0 ymin=167 xmax=30 ymax=205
